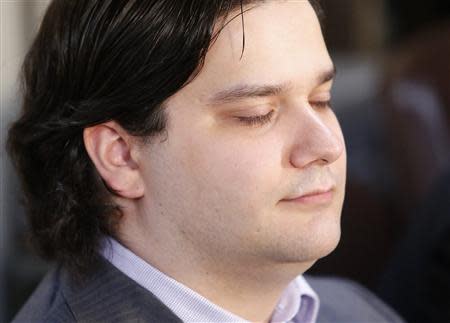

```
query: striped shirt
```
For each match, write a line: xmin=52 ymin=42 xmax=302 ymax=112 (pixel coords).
xmin=101 ymin=237 xmax=319 ymax=323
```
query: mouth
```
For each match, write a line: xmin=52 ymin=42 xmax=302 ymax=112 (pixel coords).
xmin=281 ymin=187 xmax=335 ymax=205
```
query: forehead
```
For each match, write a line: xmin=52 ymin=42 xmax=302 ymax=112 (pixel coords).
xmin=174 ymin=1 xmax=332 ymax=103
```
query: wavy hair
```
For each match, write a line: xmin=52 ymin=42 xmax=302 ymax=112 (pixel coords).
xmin=7 ymin=0 xmax=322 ymax=275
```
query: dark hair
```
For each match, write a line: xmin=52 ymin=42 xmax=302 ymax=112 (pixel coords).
xmin=7 ymin=0 xmax=322 ymax=275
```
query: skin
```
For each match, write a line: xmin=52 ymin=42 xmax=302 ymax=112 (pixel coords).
xmin=85 ymin=1 xmax=346 ymax=322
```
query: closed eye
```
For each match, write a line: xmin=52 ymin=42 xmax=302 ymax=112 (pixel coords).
xmin=311 ymin=100 xmax=332 ymax=109
xmin=236 ymin=110 xmax=275 ymax=126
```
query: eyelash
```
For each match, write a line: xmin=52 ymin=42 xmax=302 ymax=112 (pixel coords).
xmin=236 ymin=101 xmax=331 ymax=127
xmin=311 ymin=100 xmax=332 ymax=110
xmin=237 ymin=110 xmax=275 ymax=126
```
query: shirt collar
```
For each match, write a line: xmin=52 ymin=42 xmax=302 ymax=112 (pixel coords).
xmin=270 ymin=276 xmax=319 ymax=323
xmin=101 ymin=237 xmax=319 ymax=323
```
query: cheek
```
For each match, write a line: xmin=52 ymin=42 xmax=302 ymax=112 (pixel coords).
xmin=153 ymin=134 xmax=283 ymax=246
xmin=181 ymin=135 xmax=282 ymax=208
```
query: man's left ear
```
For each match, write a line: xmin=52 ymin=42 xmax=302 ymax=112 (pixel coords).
xmin=83 ymin=121 xmax=145 ymax=199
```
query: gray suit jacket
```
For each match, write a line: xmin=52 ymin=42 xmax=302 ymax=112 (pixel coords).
xmin=13 ymin=258 xmax=403 ymax=323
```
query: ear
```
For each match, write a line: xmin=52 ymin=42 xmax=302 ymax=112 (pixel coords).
xmin=83 ymin=121 xmax=144 ymax=199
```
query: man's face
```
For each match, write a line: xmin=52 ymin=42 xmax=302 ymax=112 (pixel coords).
xmin=137 ymin=1 xmax=346 ymax=267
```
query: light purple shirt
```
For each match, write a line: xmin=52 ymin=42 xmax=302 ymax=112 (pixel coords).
xmin=101 ymin=237 xmax=319 ymax=323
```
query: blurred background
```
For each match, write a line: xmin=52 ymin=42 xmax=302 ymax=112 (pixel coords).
xmin=1 ymin=0 xmax=450 ymax=322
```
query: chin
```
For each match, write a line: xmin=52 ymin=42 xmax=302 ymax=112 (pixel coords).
xmin=314 ymin=227 xmax=341 ymax=259
xmin=261 ymin=228 xmax=340 ymax=267
xmin=275 ymin=215 xmax=342 ymax=264
xmin=308 ymin=211 xmax=342 ymax=259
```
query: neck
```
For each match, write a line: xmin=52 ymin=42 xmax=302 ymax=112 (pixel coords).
xmin=118 ymin=216 xmax=315 ymax=322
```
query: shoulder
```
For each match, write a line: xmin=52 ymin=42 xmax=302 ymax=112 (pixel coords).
xmin=305 ymin=275 xmax=404 ymax=323
xmin=12 ymin=257 xmax=182 ymax=323
xmin=12 ymin=266 xmax=75 ymax=323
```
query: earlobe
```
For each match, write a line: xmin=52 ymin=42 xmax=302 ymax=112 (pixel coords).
xmin=83 ymin=122 xmax=145 ymax=199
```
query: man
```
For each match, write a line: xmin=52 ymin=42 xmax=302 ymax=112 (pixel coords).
xmin=8 ymin=0 xmax=402 ymax=322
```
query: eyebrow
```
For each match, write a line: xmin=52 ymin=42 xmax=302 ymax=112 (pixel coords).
xmin=208 ymin=65 xmax=336 ymax=105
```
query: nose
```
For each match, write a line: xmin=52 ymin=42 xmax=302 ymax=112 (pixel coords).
xmin=289 ymin=107 xmax=345 ymax=169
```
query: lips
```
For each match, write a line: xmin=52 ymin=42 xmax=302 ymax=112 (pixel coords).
xmin=282 ymin=186 xmax=335 ymax=205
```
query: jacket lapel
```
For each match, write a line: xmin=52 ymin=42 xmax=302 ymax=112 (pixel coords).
xmin=61 ymin=257 xmax=183 ymax=322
